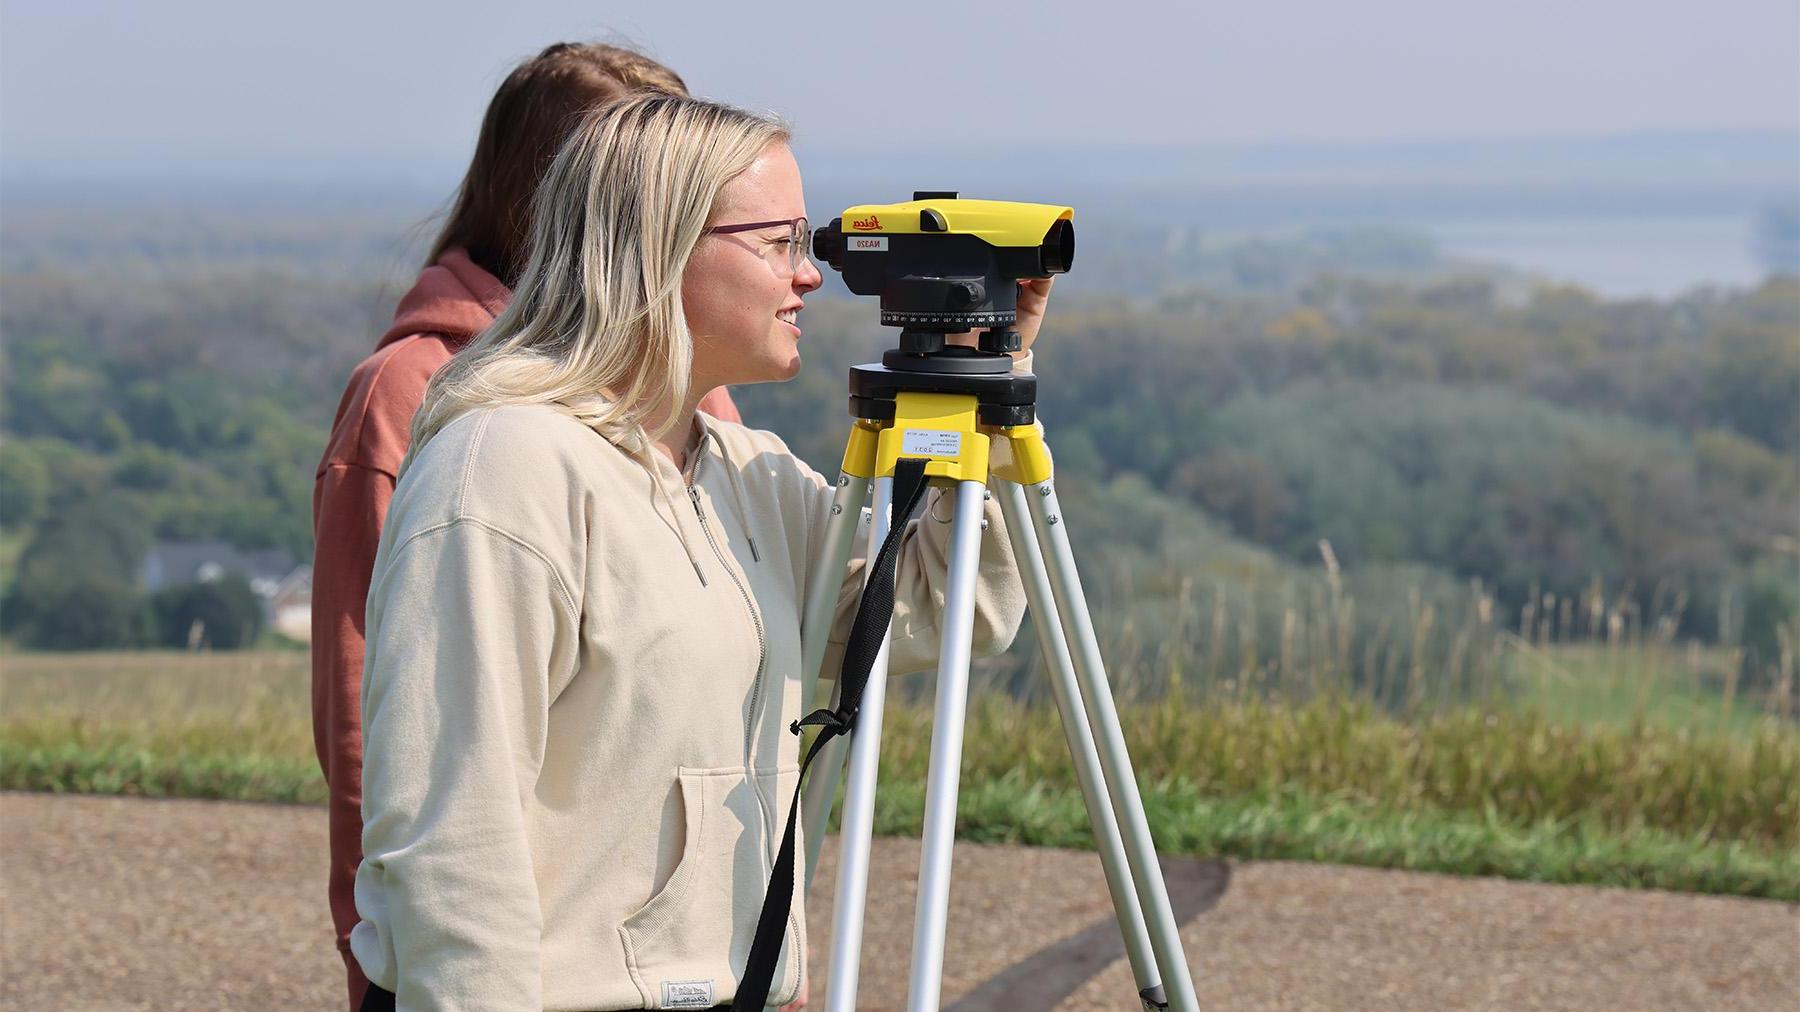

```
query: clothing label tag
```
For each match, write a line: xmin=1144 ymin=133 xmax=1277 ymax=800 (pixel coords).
xmin=902 ymin=429 xmax=963 ymax=457
xmin=850 ymin=236 xmax=888 ymax=251
xmin=661 ymin=979 xmax=716 ymax=1009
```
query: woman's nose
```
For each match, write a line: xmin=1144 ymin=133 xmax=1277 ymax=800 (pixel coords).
xmin=794 ymin=255 xmax=823 ymax=293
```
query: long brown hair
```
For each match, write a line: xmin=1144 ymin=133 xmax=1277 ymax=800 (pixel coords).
xmin=427 ymin=42 xmax=687 ymax=284
xmin=411 ymin=95 xmax=788 ymax=460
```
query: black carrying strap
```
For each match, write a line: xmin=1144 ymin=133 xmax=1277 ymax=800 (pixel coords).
xmin=732 ymin=458 xmax=933 ymax=1011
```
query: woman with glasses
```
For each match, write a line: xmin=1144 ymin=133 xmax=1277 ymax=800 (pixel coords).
xmin=311 ymin=43 xmax=748 ymax=1012
xmin=349 ymin=93 xmax=1053 ymax=1010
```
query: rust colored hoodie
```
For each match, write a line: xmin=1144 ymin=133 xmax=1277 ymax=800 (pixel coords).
xmin=310 ymin=248 xmax=740 ymax=1010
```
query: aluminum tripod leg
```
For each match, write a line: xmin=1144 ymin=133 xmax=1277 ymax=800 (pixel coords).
xmin=799 ymin=471 xmax=870 ymax=889
xmin=1024 ymin=479 xmax=1200 ymax=1012
xmin=994 ymin=479 xmax=1167 ymax=1010
xmin=822 ymin=476 xmax=897 ymax=1012
xmin=905 ymin=480 xmax=990 ymax=1012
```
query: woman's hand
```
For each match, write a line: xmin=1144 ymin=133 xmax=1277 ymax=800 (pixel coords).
xmin=1011 ymin=276 xmax=1054 ymax=354
xmin=779 ymin=964 xmax=808 ymax=1010
xmin=944 ymin=276 xmax=1055 ymax=361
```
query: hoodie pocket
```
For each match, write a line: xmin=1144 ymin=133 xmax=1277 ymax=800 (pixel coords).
xmin=619 ymin=765 xmax=804 ymax=1008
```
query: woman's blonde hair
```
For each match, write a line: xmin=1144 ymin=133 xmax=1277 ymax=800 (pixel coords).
xmin=411 ymin=93 xmax=790 ymax=457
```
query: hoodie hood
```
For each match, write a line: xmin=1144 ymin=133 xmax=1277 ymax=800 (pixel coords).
xmin=376 ymin=247 xmax=511 ymax=350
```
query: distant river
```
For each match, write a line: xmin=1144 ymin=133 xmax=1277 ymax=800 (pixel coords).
xmin=1424 ymin=215 xmax=1772 ymax=299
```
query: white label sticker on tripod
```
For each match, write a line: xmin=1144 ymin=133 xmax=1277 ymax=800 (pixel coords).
xmin=850 ymin=236 xmax=888 ymax=251
xmin=902 ymin=429 xmax=963 ymax=457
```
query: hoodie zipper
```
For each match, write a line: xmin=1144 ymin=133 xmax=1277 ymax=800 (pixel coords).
xmin=687 ymin=451 xmax=768 ymax=761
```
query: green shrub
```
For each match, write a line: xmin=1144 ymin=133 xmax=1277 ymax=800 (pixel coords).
xmin=148 ymin=574 xmax=265 ymax=650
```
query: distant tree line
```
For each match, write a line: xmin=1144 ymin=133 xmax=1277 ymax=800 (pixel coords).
xmin=742 ymin=277 xmax=1800 ymax=681
xmin=2 ymin=247 xmax=1794 ymax=673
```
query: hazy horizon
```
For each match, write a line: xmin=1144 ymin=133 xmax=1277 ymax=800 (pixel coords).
xmin=0 ymin=127 xmax=1793 ymax=191
xmin=4 ymin=1 xmax=1794 ymax=299
xmin=3 ymin=0 xmax=1797 ymax=183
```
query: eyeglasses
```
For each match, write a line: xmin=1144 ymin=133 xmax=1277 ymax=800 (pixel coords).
xmin=705 ymin=216 xmax=811 ymax=275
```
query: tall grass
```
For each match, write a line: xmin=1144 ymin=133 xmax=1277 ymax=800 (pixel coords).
xmin=961 ymin=541 xmax=1798 ymax=734
xmin=3 ymin=604 xmax=1797 ymax=899
xmin=12 ymin=652 xmax=1788 ymax=846
xmin=0 ymin=651 xmax=322 ymax=801
xmin=881 ymin=695 xmax=1798 ymax=849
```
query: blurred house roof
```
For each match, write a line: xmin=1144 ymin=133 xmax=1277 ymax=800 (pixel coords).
xmin=139 ymin=540 xmax=301 ymax=596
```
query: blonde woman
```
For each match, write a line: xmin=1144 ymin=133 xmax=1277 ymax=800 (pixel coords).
xmin=350 ymin=93 xmax=1052 ymax=1010
xmin=312 ymin=45 xmax=744 ymax=1011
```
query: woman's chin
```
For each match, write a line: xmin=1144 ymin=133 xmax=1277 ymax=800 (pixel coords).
xmin=770 ymin=353 xmax=803 ymax=382
xmin=726 ymin=357 xmax=802 ymax=387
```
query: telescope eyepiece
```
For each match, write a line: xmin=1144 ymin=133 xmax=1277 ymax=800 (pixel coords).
xmin=812 ymin=217 xmax=844 ymax=270
xmin=1041 ymin=218 xmax=1075 ymax=274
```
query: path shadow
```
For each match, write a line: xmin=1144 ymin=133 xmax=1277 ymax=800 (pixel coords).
xmin=947 ymin=856 xmax=1230 ymax=1011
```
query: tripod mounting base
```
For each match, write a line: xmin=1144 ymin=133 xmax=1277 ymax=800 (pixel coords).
xmin=849 ymin=357 xmax=1036 ymax=428
xmin=883 ymin=346 xmax=1012 ymax=375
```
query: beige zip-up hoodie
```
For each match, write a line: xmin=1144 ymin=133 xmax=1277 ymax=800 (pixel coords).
xmin=349 ymin=392 xmax=1028 ymax=1010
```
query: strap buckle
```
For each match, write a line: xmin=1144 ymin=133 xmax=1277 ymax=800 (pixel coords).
xmin=791 ymin=707 xmax=853 ymax=737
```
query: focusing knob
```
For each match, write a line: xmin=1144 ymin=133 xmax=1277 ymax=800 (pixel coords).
xmin=899 ymin=329 xmax=946 ymax=355
xmin=981 ymin=328 xmax=1022 ymax=354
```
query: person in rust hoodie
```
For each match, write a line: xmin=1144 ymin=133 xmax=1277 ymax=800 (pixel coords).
xmin=311 ymin=43 xmax=741 ymax=1011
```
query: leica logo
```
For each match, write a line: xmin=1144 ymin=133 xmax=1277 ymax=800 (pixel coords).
xmin=850 ymin=215 xmax=883 ymax=231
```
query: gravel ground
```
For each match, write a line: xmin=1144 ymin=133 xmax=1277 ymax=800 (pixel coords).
xmin=3 ymin=792 xmax=1795 ymax=1010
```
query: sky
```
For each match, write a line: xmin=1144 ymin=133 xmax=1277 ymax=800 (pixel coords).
xmin=1 ymin=0 xmax=1798 ymax=182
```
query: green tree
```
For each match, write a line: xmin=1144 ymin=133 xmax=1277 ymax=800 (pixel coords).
xmin=13 ymin=494 xmax=151 ymax=587
xmin=1738 ymin=560 xmax=1800 ymax=688
xmin=2 ymin=492 xmax=154 ymax=648
xmin=0 ymin=440 xmax=50 ymax=531
xmin=148 ymin=573 xmax=265 ymax=650
xmin=2 ymin=571 xmax=148 ymax=649
xmin=1703 ymin=319 xmax=1800 ymax=451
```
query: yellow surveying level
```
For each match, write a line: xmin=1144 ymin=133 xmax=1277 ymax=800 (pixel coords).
xmin=734 ymin=195 xmax=1200 ymax=1012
